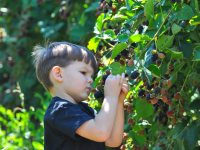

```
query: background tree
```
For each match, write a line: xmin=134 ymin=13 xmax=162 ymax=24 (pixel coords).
xmin=0 ymin=0 xmax=98 ymax=149
xmin=0 ymin=0 xmax=98 ymax=108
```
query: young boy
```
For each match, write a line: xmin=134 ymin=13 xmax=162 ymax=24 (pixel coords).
xmin=32 ymin=41 xmax=129 ymax=150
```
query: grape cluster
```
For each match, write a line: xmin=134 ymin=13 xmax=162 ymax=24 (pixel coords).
xmin=93 ymin=70 xmax=111 ymax=101
xmin=151 ymin=49 xmax=166 ymax=66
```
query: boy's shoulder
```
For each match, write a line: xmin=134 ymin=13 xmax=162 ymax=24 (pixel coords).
xmin=78 ymin=101 xmax=97 ymax=117
xmin=45 ymin=96 xmax=96 ymax=118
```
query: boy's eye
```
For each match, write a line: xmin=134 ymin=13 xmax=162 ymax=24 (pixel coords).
xmin=80 ymin=71 xmax=86 ymax=75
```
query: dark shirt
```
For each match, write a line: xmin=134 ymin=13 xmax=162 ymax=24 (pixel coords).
xmin=44 ymin=96 xmax=106 ymax=150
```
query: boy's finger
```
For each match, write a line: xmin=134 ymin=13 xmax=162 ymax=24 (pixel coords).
xmin=118 ymin=74 xmax=123 ymax=86
xmin=122 ymin=84 xmax=129 ymax=91
xmin=122 ymin=73 xmax=125 ymax=78
xmin=107 ymin=74 xmax=113 ymax=80
xmin=122 ymin=78 xmax=128 ymax=84
xmin=121 ymin=86 xmax=128 ymax=93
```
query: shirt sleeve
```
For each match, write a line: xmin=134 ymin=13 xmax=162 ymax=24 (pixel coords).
xmin=79 ymin=102 xmax=96 ymax=117
xmin=47 ymin=102 xmax=93 ymax=140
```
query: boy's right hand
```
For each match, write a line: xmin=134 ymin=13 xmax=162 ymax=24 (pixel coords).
xmin=104 ymin=74 xmax=123 ymax=100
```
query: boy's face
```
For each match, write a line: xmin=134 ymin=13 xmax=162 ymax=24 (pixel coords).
xmin=61 ymin=60 xmax=94 ymax=103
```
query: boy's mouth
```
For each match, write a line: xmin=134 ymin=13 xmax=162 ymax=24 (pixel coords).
xmin=86 ymin=87 xmax=91 ymax=93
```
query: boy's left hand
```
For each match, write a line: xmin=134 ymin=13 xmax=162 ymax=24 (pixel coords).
xmin=119 ymin=75 xmax=129 ymax=103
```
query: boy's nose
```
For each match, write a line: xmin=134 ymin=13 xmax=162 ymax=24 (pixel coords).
xmin=88 ymin=77 xmax=93 ymax=83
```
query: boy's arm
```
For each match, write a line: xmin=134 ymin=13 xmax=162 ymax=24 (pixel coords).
xmin=105 ymin=78 xmax=129 ymax=147
xmin=105 ymin=101 xmax=124 ymax=147
xmin=76 ymin=74 xmax=123 ymax=142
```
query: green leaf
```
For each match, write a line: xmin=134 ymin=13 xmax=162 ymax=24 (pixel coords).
xmin=173 ymin=122 xmax=188 ymax=139
xmin=147 ymin=64 xmax=161 ymax=78
xmin=84 ymin=2 xmax=99 ymax=13
xmin=180 ymin=42 xmax=194 ymax=59
xmin=160 ymin=61 xmax=168 ymax=76
xmin=174 ymin=139 xmax=186 ymax=150
xmin=111 ymin=14 xmax=128 ymax=22
xmin=144 ymin=0 xmax=154 ymax=21
xmin=156 ymin=35 xmax=174 ymax=51
xmin=194 ymin=0 xmax=199 ymax=14
xmin=129 ymin=131 xmax=146 ymax=146
xmin=118 ymin=34 xmax=129 ymax=42
xmin=172 ymin=23 xmax=182 ymax=35
xmin=177 ymin=4 xmax=194 ymax=21
xmin=110 ymin=62 xmax=126 ymax=75
xmin=94 ymin=13 xmax=105 ymax=34
xmin=111 ymin=43 xmax=128 ymax=59
xmin=189 ymin=98 xmax=200 ymax=110
xmin=193 ymin=46 xmax=200 ymax=61
xmin=22 ymin=0 xmax=37 ymax=8
xmin=142 ymin=68 xmax=153 ymax=83
xmin=188 ymin=72 xmax=200 ymax=86
xmin=190 ymin=31 xmax=200 ymax=42
xmin=102 ymin=29 xmax=117 ymax=40
xmin=129 ymin=34 xmax=142 ymax=43
xmin=125 ymin=0 xmax=134 ymax=10
xmin=173 ymin=62 xmax=185 ymax=73
xmin=136 ymin=99 xmax=154 ymax=118
xmin=87 ymin=37 xmax=100 ymax=52
xmin=129 ymin=34 xmax=150 ymax=44
xmin=190 ymin=15 xmax=200 ymax=26
xmin=170 ymin=72 xmax=177 ymax=85
xmin=178 ymin=122 xmax=200 ymax=150
xmin=32 ymin=141 xmax=43 ymax=150
xmin=167 ymin=48 xmax=183 ymax=59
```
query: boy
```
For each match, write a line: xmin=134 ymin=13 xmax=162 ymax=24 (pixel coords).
xmin=32 ymin=41 xmax=129 ymax=150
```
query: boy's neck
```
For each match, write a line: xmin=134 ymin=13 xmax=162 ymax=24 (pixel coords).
xmin=50 ymin=89 xmax=78 ymax=104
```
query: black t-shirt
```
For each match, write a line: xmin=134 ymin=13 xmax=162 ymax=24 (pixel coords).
xmin=44 ymin=96 xmax=106 ymax=150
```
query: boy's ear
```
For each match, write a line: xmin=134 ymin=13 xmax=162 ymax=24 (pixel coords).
xmin=51 ymin=66 xmax=63 ymax=83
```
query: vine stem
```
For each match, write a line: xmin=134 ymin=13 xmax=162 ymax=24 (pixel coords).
xmin=180 ymin=61 xmax=196 ymax=93
xmin=135 ymin=7 xmax=173 ymax=67
xmin=103 ymin=39 xmax=114 ymax=48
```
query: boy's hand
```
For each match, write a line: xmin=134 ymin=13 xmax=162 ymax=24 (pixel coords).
xmin=118 ymin=75 xmax=129 ymax=103
xmin=104 ymin=74 xmax=123 ymax=100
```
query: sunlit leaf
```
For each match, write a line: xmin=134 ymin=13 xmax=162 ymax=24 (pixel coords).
xmin=136 ymin=99 xmax=154 ymax=118
xmin=110 ymin=62 xmax=126 ymax=75
xmin=147 ymin=64 xmax=161 ymax=78
xmin=144 ymin=0 xmax=154 ymax=21
xmin=111 ymin=43 xmax=128 ymax=59
xmin=157 ymin=35 xmax=174 ymax=51
xmin=87 ymin=37 xmax=100 ymax=52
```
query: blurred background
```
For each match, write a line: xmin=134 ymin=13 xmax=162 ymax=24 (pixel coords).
xmin=0 ymin=0 xmax=98 ymax=108
xmin=0 ymin=0 xmax=99 ymax=149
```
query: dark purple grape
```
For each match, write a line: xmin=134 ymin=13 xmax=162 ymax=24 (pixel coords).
xmin=138 ymin=25 xmax=144 ymax=34
xmin=130 ymin=71 xmax=139 ymax=79
xmin=154 ymin=87 xmax=161 ymax=94
xmin=138 ymin=89 xmax=145 ymax=97
xmin=146 ymin=93 xmax=151 ymax=100
xmin=94 ymin=90 xmax=104 ymax=99
xmin=102 ymin=74 xmax=109 ymax=83
xmin=151 ymin=53 xmax=158 ymax=62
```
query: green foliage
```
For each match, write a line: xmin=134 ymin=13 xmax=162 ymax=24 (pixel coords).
xmin=0 ymin=92 xmax=50 ymax=149
xmin=0 ymin=0 xmax=98 ymax=108
xmin=90 ymin=0 xmax=200 ymax=149
xmin=0 ymin=0 xmax=98 ymax=149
